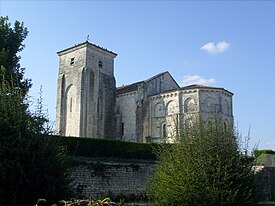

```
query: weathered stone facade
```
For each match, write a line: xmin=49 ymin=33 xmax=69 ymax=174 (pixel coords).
xmin=69 ymin=157 xmax=154 ymax=200
xmin=56 ymin=41 xmax=234 ymax=142
xmin=70 ymin=156 xmax=275 ymax=201
xmin=256 ymin=154 xmax=275 ymax=201
xmin=56 ymin=42 xmax=117 ymax=138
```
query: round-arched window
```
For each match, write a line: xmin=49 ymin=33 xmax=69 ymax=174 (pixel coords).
xmin=154 ymin=102 xmax=165 ymax=118
xmin=166 ymin=101 xmax=177 ymax=116
xmin=184 ymin=98 xmax=197 ymax=113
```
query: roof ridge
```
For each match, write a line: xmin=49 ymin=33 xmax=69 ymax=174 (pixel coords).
xmin=57 ymin=41 xmax=117 ymax=56
xmin=117 ymin=71 xmax=169 ymax=90
xmin=145 ymin=71 xmax=169 ymax=82
xmin=181 ymin=84 xmax=233 ymax=95
xmin=116 ymin=80 xmax=144 ymax=90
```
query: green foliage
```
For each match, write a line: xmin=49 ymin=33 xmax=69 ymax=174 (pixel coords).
xmin=0 ymin=16 xmax=70 ymax=206
xmin=149 ymin=119 xmax=265 ymax=206
xmin=53 ymin=135 xmax=159 ymax=160
xmin=36 ymin=199 xmax=47 ymax=206
xmin=254 ymin=149 xmax=275 ymax=158
xmin=0 ymin=16 xmax=31 ymax=97
xmin=0 ymin=83 xmax=71 ymax=205
xmin=49 ymin=197 xmax=114 ymax=206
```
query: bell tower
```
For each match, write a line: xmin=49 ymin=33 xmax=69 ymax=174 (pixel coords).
xmin=56 ymin=41 xmax=117 ymax=138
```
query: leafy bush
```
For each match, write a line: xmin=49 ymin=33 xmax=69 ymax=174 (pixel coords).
xmin=149 ymin=119 xmax=265 ymax=206
xmin=38 ymin=197 xmax=121 ymax=206
xmin=0 ymin=83 xmax=71 ymax=206
xmin=254 ymin=149 xmax=275 ymax=158
xmin=52 ymin=135 xmax=159 ymax=160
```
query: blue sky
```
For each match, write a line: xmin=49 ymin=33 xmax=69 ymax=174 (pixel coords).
xmin=1 ymin=1 xmax=274 ymax=150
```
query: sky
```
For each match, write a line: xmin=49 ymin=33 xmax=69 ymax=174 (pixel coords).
xmin=1 ymin=0 xmax=274 ymax=150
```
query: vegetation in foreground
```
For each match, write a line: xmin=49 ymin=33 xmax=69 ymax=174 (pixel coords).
xmin=53 ymin=135 xmax=158 ymax=160
xmin=149 ymin=119 xmax=265 ymax=206
xmin=0 ymin=16 xmax=70 ymax=205
xmin=35 ymin=197 xmax=144 ymax=206
xmin=0 ymin=15 xmax=271 ymax=206
xmin=254 ymin=149 xmax=275 ymax=158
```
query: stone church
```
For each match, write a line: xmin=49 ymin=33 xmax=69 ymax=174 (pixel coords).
xmin=56 ymin=41 xmax=233 ymax=143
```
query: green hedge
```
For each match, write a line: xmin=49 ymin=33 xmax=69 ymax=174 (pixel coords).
xmin=254 ymin=149 xmax=275 ymax=158
xmin=50 ymin=135 xmax=159 ymax=160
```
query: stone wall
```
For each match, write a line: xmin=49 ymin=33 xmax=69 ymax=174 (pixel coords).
xmin=145 ymin=72 xmax=179 ymax=96
xmin=69 ymin=157 xmax=275 ymax=202
xmin=56 ymin=45 xmax=87 ymax=136
xmin=262 ymin=167 xmax=275 ymax=201
xmin=115 ymin=91 xmax=140 ymax=142
xmin=56 ymin=42 xmax=117 ymax=138
xmin=146 ymin=86 xmax=233 ymax=143
xmin=69 ymin=157 xmax=155 ymax=200
xmin=199 ymin=89 xmax=233 ymax=127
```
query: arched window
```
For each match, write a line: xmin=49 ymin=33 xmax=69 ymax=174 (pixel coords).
xmin=205 ymin=97 xmax=214 ymax=113
xmin=185 ymin=118 xmax=192 ymax=127
xmin=222 ymin=99 xmax=229 ymax=115
xmin=166 ymin=101 xmax=177 ymax=116
xmin=184 ymin=98 xmax=197 ymax=113
xmin=65 ymin=84 xmax=78 ymax=136
xmin=154 ymin=102 xmax=165 ymax=118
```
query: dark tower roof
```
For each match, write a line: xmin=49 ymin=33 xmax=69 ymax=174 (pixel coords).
xmin=57 ymin=41 xmax=117 ymax=57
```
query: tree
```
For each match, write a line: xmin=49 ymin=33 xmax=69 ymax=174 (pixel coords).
xmin=0 ymin=16 xmax=31 ymax=97
xmin=0 ymin=16 xmax=70 ymax=205
xmin=149 ymin=119 xmax=265 ymax=206
xmin=0 ymin=85 xmax=70 ymax=205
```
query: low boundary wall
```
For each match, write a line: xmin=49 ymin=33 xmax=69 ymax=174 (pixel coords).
xmin=69 ymin=157 xmax=155 ymax=201
xmin=69 ymin=156 xmax=275 ymax=201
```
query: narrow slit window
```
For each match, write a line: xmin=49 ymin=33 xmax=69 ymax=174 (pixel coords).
xmin=98 ymin=60 xmax=103 ymax=68
xmin=162 ymin=124 xmax=167 ymax=138
xmin=70 ymin=97 xmax=73 ymax=112
xmin=70 ymin=57 xmax=75 ymax=66
xmin=121 ymin=122 xmax=124 ymax=136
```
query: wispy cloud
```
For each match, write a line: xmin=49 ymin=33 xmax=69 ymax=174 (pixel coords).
xmin=201 ymin=41 xmax=230 ymax=53
xmin=263 ymin=141 xmax=275 ymax=151
xmin=181 ymin=75 xmax=216 ymax=86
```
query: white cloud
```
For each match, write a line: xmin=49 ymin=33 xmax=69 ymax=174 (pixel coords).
xmin=200 ymin=41 xmax=230 ymax=53
xmin=262 ymin=141 xmax=275 ymax=151
xmin=181 ymin=75 xmax=216 ymax=86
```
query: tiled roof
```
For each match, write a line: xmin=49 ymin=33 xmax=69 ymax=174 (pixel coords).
xmin=145 ymin=71 xmax=180 ymax=88
xmin=116 ymin=71 xmax=179 ymax=95
xmin=181 ymin=84 xmax=233 ymax=95
xmin=147 ymin=84 xmax=233 ymax=97
xmin=57 ymin=41 xmax=117 ymax=56
xmin=116 ymin=81 xmax=144 ymax=95
xmin=116 ymin=77 xmax=233 ymax=96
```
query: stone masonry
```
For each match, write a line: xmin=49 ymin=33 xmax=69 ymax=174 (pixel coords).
xmin=56 ymin=41 xmax=234 ymax=142
xmin=69 ymin=157 xmax=155 ymax=200
xmin=56 ymin=42 xmax=117 ymax=138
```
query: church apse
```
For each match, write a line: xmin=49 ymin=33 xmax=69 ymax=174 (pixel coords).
xmin=56 ymin=41 xmax=233 ymax=142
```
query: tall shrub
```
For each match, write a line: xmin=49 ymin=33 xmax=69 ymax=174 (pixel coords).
xmin=149 ymin=119 xmax=265 ymax=206
xmin=0 ymin=16 xmax=70 ymax=205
